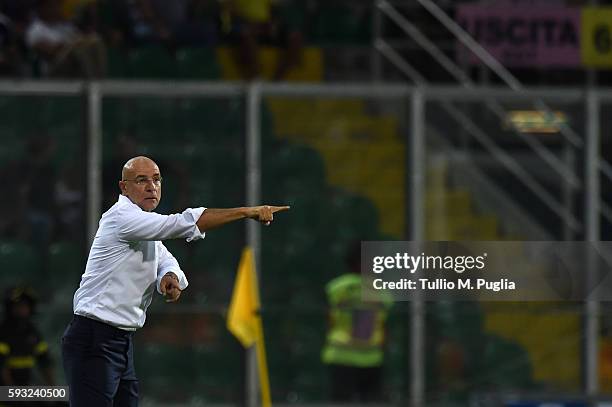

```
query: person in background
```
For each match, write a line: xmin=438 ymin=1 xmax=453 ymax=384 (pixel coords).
xmin=0 ymin=286 xmax=55 ymax=387
xmin=321 ymin=242 xmax=393 ymax=403
xmin=103 ymin=0 xmax=171 ymax=48
xmin=0 ymin=10 xmax=23 ymax=76
xmin=25 ymin=0 xmax=106 ymax=78
xmin=0 ymin=0 xmax=34 ymax=76
xmin=223 ymin=0 xmax=303 ymax=80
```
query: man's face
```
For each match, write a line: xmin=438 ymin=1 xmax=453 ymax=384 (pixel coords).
xmin=119 ymin=159 xmax=162 ymax=212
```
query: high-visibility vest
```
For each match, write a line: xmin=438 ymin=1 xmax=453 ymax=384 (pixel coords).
xmin=321 ymin=274 xmax=392 ymax=367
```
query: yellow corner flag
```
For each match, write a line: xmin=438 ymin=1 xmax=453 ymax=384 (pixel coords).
xmin=227 ymin=247 xmax=272 ymax=407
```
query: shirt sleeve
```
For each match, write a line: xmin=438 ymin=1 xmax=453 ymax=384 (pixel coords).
xmin=156 ymin=241 xmax=189 ymax=294
xmin=117 ymin=206 xmax=206 ymax=242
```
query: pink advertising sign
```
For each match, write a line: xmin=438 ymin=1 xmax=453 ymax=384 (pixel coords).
xmin=456 ymin=5 xmax=581 ymax=67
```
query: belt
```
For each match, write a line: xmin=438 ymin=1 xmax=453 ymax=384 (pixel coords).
xmin=73 ymin=315 xmax=136 ymax=336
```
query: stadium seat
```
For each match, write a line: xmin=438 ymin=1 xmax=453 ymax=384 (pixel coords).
xmin=52 ymin=127 xmax=82 ymax=166
xmin=291 ymin=369 xmax=328 ymax=402
xmin=429 ymin=302 xmax=484 ymax=344
xmin=191 ymin=225 xmax=243 ymax=302
xmin=310 ymin=5 xmax=370 ymax=45
xmin=260 ymin=104 xmax=276 ymax=148
xmin=6 ymin=97 xmax=48 ymax=133
xmin=189 ymin=178 xmax=215 ymax=205
xmin=176 ymin=47 xmax=221 ymax=80
xmin=176 ymin=98 xmax=245 ymax=137
xmin=216 ymin=46 xmax=323 ymax=82
xmin=131 ymin=98 xmax=177 ymax=134
xmin=128 ymin=46 xmax=177 ymax=79
xmin=479 ymin=334 xmax=534 ymax=388
xmin=325 ymin=191 xmax=380 ymax=248
xmin=107 ymin=47 xmax=129 ymax=78
xmin=102 ymin=98 xmax=134 ymax=137
xmin=161 ymin=240 xmax=189 ymax=267
xmin=135 ymin=343 xmax=198 ymax=401
xmin=0 ymin=242 xmax=41 ymax=288
xmin=262 ymin=144 xmax=327 ymax=203
xmin=47 ymin=241 xmax=84 ymax=288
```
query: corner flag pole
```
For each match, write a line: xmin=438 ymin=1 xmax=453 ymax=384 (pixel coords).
xmin=227 ymin=247 xmax=272 ymax=407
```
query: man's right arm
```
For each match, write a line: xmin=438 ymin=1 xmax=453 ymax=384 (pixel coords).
xmin=117 ymin=207 xmax=205 ymax=242
xmin=117 ymin=205 xmax=289 ymax=241
xmin=196 ymin=206 xmax=290 ymax=232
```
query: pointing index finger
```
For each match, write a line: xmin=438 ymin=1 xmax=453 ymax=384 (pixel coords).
xmin=271 ymin=205 xmax=290 ymax=213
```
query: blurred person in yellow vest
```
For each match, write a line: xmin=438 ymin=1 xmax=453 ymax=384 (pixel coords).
xmin=0 ymin=286 xmax=55 ymax=388
xmin=222 ymin=0 xmax=303 ymax=80
xmin=321 ymin=242 xmax=393 ymax=403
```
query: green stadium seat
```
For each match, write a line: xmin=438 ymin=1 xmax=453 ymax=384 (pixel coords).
xmin=102 ymin=98 xmax=135 ymax=138
xmin=176 ymin=48 xmax=221 ymax=79
xmin=128 ymin=46 xmax=177 ymax=79
xmin=310 ymin=5 xmax=370 ymax=45
xmin=6 ymin=97 xmax=46 ymax=133
xmin=0 ymin=242 xmax=41 ymax=288
xmin=160 ymin=240 xmax=189 ymax=266
xmin=324 ymin=191 xmax=380 ymax=254
xmin=53 ymin=127 xmax=82 ymax=167
xmin=107 ymin=47 xmax=129 ymax=78
xmin=263 ymin=144 xmax=326 ymax=197
xmin=177 ymin=98 xmax=244 ymax=137
xmin=191 ymin=224 xmax=243 ymax=302
xmin=190 ymin=179 xmax=215 ymax=204
xmin=193 ymin=343 xmax=241 ymax=380
xmin=40 ymin=98 xmax=81 ymax=122
xmin=429 ymin=302 xmax=484 ymax=342
xmin=479 ymin=334 xmax=533 ymax=388
xmin=135 ymin=344 xmax=198 ymax=401
xmin=260 ymin=104 xmax=276 ymax=148
xmin=47 ymin=241 xmax=84 ymax=289
xmin=131 ymin=98 xmax=177 ymax=135
xmin=291 ymin=369 xmax=328 ymax=402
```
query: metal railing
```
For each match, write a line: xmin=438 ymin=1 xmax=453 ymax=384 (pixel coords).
xmin=371 ymin=2 xmax=606 ymax=398
xmin=373 ymin=0 xmax=583 ymax=234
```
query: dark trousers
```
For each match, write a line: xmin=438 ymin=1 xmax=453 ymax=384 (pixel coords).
xmin=61 ymin=315 xmax=139 ymax=407
xmin=329 ymin=364 xmax=382 ymax=403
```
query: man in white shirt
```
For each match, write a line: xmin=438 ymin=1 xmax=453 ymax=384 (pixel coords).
xmin=61 ymin=156 xmax=288 ymax=406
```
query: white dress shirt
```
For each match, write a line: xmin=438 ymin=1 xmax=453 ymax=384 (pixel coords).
xmin=73 ymin=195 xmax=206 ymax=330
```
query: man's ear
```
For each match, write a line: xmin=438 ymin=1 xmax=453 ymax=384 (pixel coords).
xmin=118 ymin=180 xmax=126 ymax=194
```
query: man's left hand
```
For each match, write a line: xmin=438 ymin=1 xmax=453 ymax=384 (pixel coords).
xmin=160 ymin=272 xmax=181 ymax=303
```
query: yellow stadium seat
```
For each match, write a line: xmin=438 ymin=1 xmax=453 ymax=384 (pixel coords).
xmin=216 ymin=46 xmax=323 ymax=82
